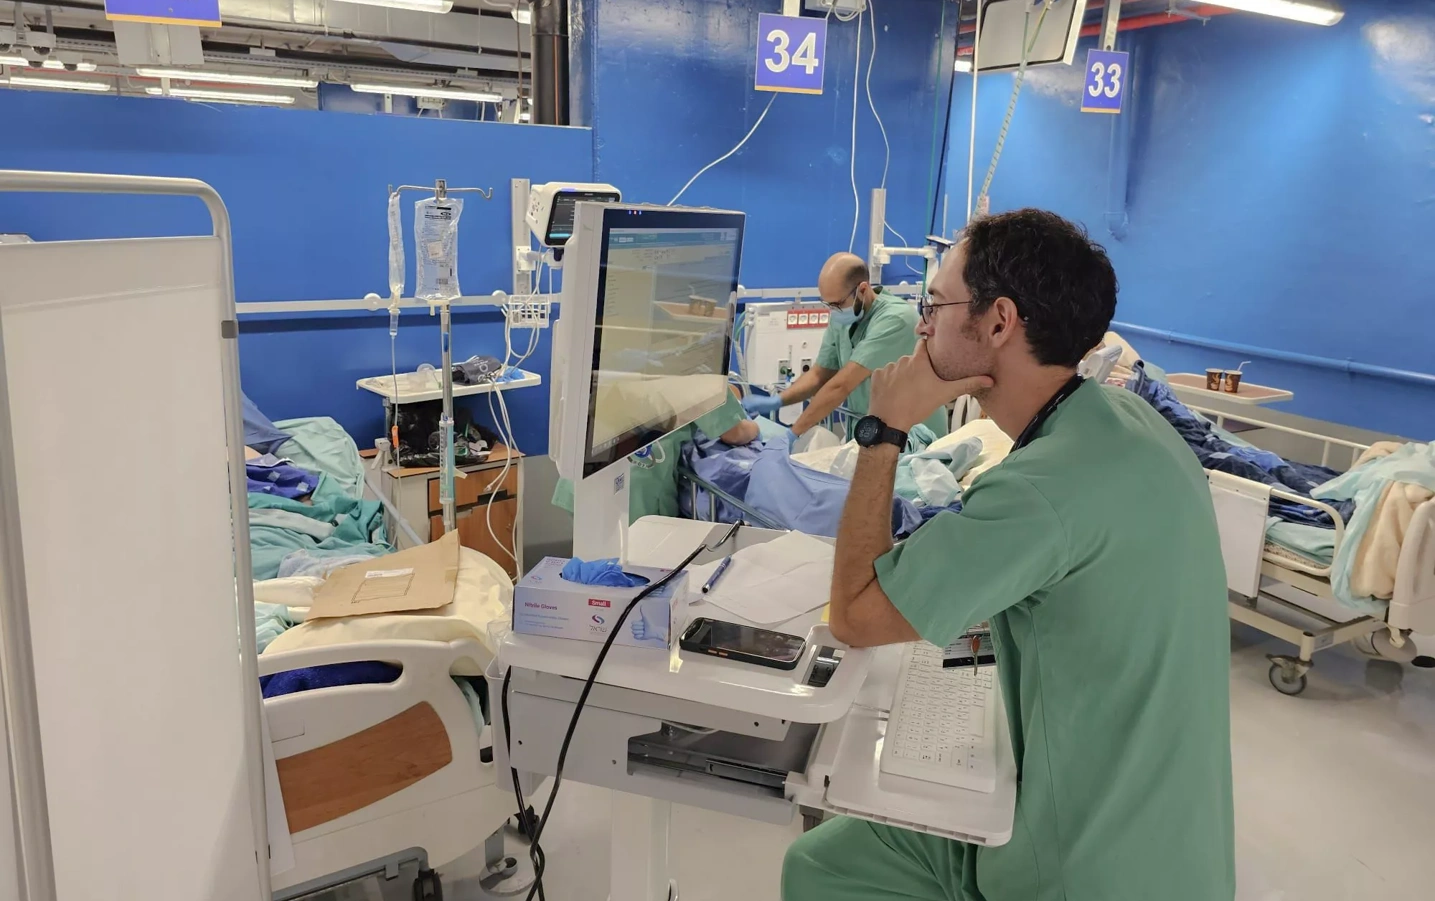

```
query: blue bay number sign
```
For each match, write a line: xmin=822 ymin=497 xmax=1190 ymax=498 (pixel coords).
xmin=754 ymin=13 xmax=827 ymax=95
xmin=1080 ymin=48 xmax=1129 ymax=114
xmin=104 ymin=0 xmax=220 ymax=26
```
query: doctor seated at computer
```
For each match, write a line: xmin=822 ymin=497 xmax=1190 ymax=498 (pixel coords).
xmin=783 ymin=210 xmax=1235 ymax=901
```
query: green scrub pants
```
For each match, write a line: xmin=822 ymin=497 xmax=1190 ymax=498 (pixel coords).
xmin=782 ymin=817 xmax=981 ymax=901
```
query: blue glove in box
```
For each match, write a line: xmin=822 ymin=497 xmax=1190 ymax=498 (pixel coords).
xmin=513 ymin=556 xmax=689 ymax=650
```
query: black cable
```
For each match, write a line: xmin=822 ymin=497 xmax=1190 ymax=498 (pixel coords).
xmin=501 ymin=667 xmax=546 ymax=901
xmin=502 ymin=522 xmax=740 ymax=901
xmin=929 ymin=0 xmax=966 ymax=236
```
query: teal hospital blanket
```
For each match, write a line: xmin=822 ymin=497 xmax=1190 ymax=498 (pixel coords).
xmin=247 ymin=492 xmax=391 ymax=581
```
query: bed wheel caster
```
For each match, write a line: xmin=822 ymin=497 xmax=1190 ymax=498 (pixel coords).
xmin=413 ymin=868 xmax=442 ymax=900
xmin=1268 ymin=657 xmax=1309 ymax=696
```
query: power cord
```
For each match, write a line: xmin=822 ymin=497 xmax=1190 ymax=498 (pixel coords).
xmin=846 ymin=7 xmax=863 ymax=254
xmin=668 ymin=94 xmax=780 ymax=206
xmin=501 ymin=521 xmax=742 ymax=901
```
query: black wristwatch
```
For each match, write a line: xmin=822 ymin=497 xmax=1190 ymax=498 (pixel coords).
xmin=854 ymin=415 xmax=907 ymax=450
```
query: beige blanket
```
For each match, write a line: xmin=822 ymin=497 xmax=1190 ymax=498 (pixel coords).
xmin=1348 ymin=443 xmax=1435 ymax=600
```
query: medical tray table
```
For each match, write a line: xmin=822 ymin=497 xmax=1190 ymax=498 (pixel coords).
xmin=1168 ymin=373 xmax=1293 ymax=405
xmin=493 ymin=516 xmax=1016 ymax=901
xmin=356 ymin=367 xmax=542 ymax=404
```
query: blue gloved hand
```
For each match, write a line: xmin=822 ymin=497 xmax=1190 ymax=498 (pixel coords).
xmin=559 ymin=557 xmax=649 ymax=588
xmin=784 ymin=428 xmax=800 ymax=449
xmin=742 ymin=393 xmax=783 ymax=417
xmin=630 ymin=603 xmax=670 ymax=644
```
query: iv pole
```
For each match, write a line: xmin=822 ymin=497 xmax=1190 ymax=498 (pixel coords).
xmin=386 ymin=179 xmax=494 ymax=534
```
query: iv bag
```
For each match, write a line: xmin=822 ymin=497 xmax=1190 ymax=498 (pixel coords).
xmin=387 ymin=192 xmax=405 ymax=299
xmin=414 ymin=196 xmax=463 ymax=302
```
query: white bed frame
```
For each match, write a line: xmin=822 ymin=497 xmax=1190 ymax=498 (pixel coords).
xmin=260 ymin=638 xmax=518 ymax=898
xmin=1195 ymin=405 xmax=1435 ymax=695
xmin=254 ymin=470 xmax=528 ymax=898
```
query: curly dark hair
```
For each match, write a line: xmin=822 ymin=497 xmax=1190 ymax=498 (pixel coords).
xmin=961 ymin=209 xmax=1118 ymax=368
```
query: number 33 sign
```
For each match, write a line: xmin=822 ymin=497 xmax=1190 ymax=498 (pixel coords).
xmin=755 ymin=13 xmax=827 ymax=95
xmin=1081 ymin=48 xmax=1128 ymax=114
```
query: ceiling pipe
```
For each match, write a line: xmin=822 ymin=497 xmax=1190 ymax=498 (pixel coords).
xmin=957 ymin=4 xmax=1232 ymax=56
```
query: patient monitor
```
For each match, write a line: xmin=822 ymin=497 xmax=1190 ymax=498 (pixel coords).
xmin=526 ymin=182 xmax=623 ymax=249
xmin=547 ymin=202 xmax=745 ymax=559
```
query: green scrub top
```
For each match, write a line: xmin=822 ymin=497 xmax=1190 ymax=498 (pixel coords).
xmin=873 ymin=381 xmax=1235 ymax=900
xmin=815 ymin=288 xmax=948 ymax=437
xmin=552 ymin=392 xmax=747 ymax=523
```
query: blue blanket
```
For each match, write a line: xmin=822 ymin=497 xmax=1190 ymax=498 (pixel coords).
xmin=1126 ymin=363 xmax=1352 ymax=527
xmin=260 ymin=661 xmax=401 ymax=698
xmin=680 ymin=432 xmax=939 ymax=538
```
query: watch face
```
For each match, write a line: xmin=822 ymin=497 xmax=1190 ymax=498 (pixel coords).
xmin=855 ymin=416 xmax=882 ymax=446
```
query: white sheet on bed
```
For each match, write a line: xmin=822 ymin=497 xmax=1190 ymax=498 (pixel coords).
xmin=260 ymin=547 xmax=511 ymax=673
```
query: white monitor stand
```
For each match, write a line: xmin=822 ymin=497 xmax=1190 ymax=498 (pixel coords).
xmin=571 ymin=455 xmax=634 ymax=563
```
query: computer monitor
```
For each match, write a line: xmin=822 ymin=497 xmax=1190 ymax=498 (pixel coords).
xmin=549 ymin=204 xmax=744 ymax=487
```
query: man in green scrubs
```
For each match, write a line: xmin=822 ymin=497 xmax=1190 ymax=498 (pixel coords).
xmin=552 ymin=390 xmax=758 ymax=521
xmin=784 ymin=210 xmax=1234 ymax=901
xmin=741 ymin=253 xmax=947 ymax=438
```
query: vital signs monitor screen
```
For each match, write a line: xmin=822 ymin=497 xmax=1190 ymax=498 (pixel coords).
xmin=584 ymin=211 xmax=744 ymax=475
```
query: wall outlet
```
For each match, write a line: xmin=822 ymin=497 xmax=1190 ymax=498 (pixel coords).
xmin=416 ymin=96 xmax=447 ymax=110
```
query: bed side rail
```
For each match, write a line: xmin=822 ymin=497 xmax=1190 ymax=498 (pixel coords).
xmin=677 ymin=462 xmax=786 ymax=530
xmin=1186 ymin=403 xmax=1371 ymax=471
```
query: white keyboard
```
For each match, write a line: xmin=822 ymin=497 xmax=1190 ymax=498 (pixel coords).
xmin=880 ymin=641 xmax=998 ymax=793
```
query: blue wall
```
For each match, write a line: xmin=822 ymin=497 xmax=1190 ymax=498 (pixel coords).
xmin=0 ymin=91 xmax=594 ymax=449
xmin=944 ymin=2 xmax=1435 ymax=440
xmin=573 ymin=0 xmax=958 ymax=289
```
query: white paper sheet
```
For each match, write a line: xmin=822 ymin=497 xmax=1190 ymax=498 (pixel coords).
xmin=688 ymin=531 xmax=834 ymax=625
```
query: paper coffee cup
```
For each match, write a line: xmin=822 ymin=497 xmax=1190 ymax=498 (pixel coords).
xmin=1206 ymin=368 xmax=1224 ymax=391
xmin=1223 ymin=370 xmax=1242 ymax=393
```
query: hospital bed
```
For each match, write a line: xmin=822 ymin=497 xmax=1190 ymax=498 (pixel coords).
xmin=1193 ymin=404 xmax=1435 ymax=696
xmin=246 ymin=415 xmax=530 ymax=898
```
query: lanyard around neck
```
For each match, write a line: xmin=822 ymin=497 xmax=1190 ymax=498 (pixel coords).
xmin=1013 ymin=375 xmax=1085 ymax=451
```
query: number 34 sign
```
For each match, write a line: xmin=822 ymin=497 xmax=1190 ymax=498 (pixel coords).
xmin=1081 ymin=48 xmax=1128 ymax=114
xmin=755 ymin=13 xmax=827 ymax=95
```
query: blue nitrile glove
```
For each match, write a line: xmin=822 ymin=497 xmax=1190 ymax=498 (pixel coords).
xmin=630 ymin=603 xmax=670 ymax=644
xmin=742 ymin=393 xmax=783 ymax=417
xmin=785 ymin=428 xmax=800 ymax=450
xmin=559 ymin=557 xmax=649 ymax=588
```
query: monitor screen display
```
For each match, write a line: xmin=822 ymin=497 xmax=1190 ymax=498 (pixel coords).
xmin=583 ymin=210 xmax=743 ymax=476
xmin=546 ymin=189 xmax=620 ymax=246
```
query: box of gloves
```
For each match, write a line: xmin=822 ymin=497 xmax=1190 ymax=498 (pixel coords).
xmin=512 ymin=556 xmax=689 ymax=650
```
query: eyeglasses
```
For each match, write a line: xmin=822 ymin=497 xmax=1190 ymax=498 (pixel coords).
xmin=822 ymin=287 xmax=858 ymax=310
xmin=917 ymin=296 xmax=972 ymax=323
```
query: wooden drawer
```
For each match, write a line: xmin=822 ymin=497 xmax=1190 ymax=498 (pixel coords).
xmin=432 ymin=498 xmax=518 ymax=578
xmin=428 ymin=462 xmax=519 ymax=514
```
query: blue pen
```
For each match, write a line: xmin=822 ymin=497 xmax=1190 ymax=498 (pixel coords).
xmin=701 ymin=556 xmax=735 ymax=594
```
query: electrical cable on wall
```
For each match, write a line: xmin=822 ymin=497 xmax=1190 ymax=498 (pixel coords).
xmin=846 ymin=6 xmax=864 ymax=253
xmin=863 ymin=0 xmax=922 ymax=276
xmin=667 ymin=93 xmax=779 ymax=206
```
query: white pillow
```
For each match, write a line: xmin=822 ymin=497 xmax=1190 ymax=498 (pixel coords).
xmin=260 ymin=547 xmax=512 ymax=675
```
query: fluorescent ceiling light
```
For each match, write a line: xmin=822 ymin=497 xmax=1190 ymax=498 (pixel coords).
xmin=136 ymin=67 xmax=317 ymax=89
xmin=0 ymin=55 xmax=29 ymax=66
xmin=511 ymin=7 xmax=531 ymax=24
xmin=145 ymin=86 xmax=295 ymax=105
xmin=351 ymin=83 xmax=503 ymax=103
xmin=954 ymin=58 xmax=972 ymax=73
xmin=1202 ymin=0 xmax=1343 ymax=26
xmin=4 ymin=75 xmax=110 ymax=92
xmin=41 ymin=59 xmax=97 ymax=72
xmin=331 ymin=0 xmax=453 ymax=13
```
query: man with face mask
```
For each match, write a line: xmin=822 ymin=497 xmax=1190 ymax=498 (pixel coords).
xmin=741 ymin=252 xmax=947 ymax=439
xmin=781 ymin=210 xmax=1234 ymax=901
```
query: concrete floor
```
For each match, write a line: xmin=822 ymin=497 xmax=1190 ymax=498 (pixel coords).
xmin=435 ymin=624 xmax=1435 ymax=901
